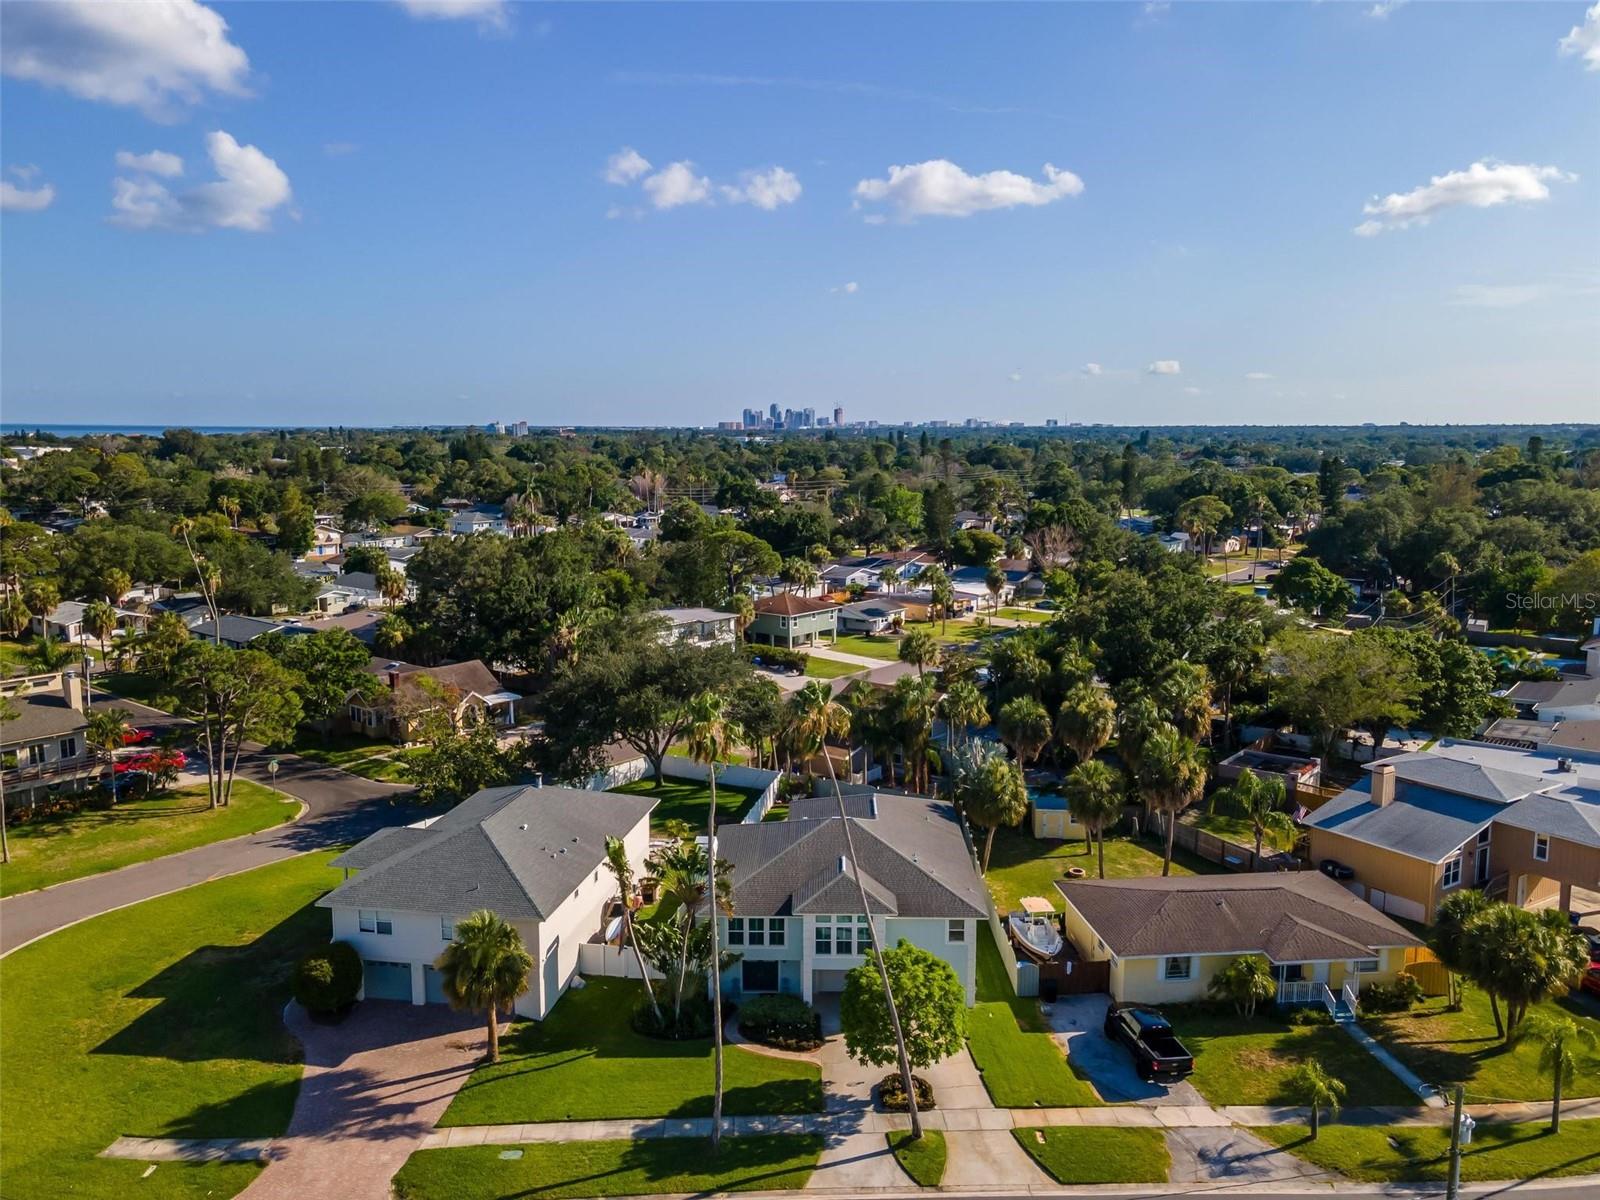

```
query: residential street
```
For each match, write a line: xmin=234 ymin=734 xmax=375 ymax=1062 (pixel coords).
xmin=0 ymin=693 xmax=420 ymax=955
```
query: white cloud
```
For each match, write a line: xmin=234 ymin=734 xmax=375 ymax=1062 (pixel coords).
xmin=853 ymin=159 xmax=1083 ymax=220
xmin=116 ymin=149 xmax=184 ymax=177
xmin=1449 ymin=283 xmax=1546 ymax=308
xmin=641 ymin=161 xmax=712 ymax=209
xmin=720 ymin=166 xmax=801 ymax=210
xmin=1366 ymin=1 xmax=1407 ymax=20
xmin=831 ymin=281 xmax=859 ymax=295
xmin=0 ymin=0 xmax=250 ymax=120
xmin=111 ymin=130 xmax=291 ymax=233
xmin=1354 ymin=160 xmax=1575 ymax=236
xmin=604 ymin=147 xmax=651 ymax=185
xmin=394 ymin=0 xmax=508 ymax=30
xmin=1146 ymin=360 xmax=1181 ymax=375
xmin=1244 ymin=371 xmax=1274 ymax=381
xmin=1560 ymin=3 xmax=1600 ymax=70
xmin=1 ymin=176 xmax=55 ymax=212
xmin=1081 ymin=363 xmax=1104 ymax=376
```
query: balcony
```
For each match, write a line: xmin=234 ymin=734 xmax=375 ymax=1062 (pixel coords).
xmin=1 ymin=756 xmax=101 ymax=788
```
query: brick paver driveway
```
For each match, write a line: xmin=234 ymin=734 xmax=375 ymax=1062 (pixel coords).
xmin=240 ymin=1000 xmax=484 ymax=1200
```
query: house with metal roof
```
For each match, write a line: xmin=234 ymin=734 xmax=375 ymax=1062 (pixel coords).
xmin=318 ymin=784 xmax=655 ymax=1016
xmin=1307 ymin=739 xmax=1600 ymax=923
xmin=837 ymin=598 xmax=906 ymax=635
xmin=712 ymin=790 xmax=987 ymax=1004
xmin=1055 ymin=872 xmax=1422 ymax=1009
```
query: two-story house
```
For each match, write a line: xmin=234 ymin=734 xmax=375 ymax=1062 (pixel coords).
xmin=345 ymin=658 xmax=521 ymax=742
xmin=0 ymin=670 xmax=96 ymax=813
xmin=747 ymin=594 xmax=840 ymax=649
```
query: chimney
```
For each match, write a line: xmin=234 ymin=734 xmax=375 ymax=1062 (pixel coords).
xmin=61 ymin=669 xmax=84 ymax=713
xmin=1371 ymin=762 xmax=1396 ymax=808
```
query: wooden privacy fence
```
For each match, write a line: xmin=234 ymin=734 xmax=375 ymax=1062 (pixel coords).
xmin=1401 ymin=946 xmax=1450 ymax=997
xmin=1168 ymin=819 xmax=1300 ymax=873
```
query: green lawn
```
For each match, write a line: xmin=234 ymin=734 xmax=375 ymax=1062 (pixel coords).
xmin=1253 ymin=1120 xmax=1600 ymax=1182
xmin=829 ymin=633 xmax=906 ymax=660
xmin=345 ymin=748 xmax=422 ymax=782
xmin=1363 ymin=989 xmax=1600 ymax=1102
xmin=1164 ymin=1008 xmax=1417 ymax=1107
xmin=1186 ymin=810 xmax=1295 ymax=853
xmin=888 ymin=1130 xmax=946 ymax=1186
xmin=93 ymin=670 xmax=182 ymax=712
xmin=0 ymin=852 xmax=342 ymax=1200
xmin=0 ymin=780 xmax=299 ymax=897
xmin=609 ymin=777 xmax=762 ymax=833
xmin=0 ymin=637 xmax=36 ymax=675
xmin=985 ymin=825 xmax=1222 ymax=914
xmin=803 ymin=656 xmax=866 ymax=679
xmin=439 ymin=977 xmax=823 ymax=1124
xmin=1012 ymin=1128 xmax=1171 ymax=1184
xmin=282 ymin=729 xmax=395 ymax=769
xmin=998 ymin=607 xmax=1051 ymax=623
xmin=393 ymin=1136 xmax=824 ymax=1200
xmin=967 ymin=924 xmax=1101 ymax=1107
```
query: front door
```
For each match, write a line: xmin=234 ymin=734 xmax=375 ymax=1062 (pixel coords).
xmin=1475 ymin=843 xmax=1492 ymax=885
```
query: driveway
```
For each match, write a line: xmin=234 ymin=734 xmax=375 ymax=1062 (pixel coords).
xmin=239 ymin=1000 xmax=483 ymax=1200
xmin=1045 ymin=994 xmax=1208 ymax=1106
xmin=1 ymin=692 xmax=421 ymax=955
xmin=1164 ymin=1126 xmax=1331 ymax=1184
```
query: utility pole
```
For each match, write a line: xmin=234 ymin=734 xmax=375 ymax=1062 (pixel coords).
xmin=1446 ymin=1084 xmax=1465 ymax=1200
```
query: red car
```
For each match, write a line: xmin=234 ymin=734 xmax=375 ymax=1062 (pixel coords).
xmin=1581 ymin=967 xmax=1600 ymax=999
xmin=120 ymin=727 xmax=154 ymax=746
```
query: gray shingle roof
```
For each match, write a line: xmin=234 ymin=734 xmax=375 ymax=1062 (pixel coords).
xmin=319 ymin=785 xmax=655 ymax=920
xmin=1490 ymin=790 xmax=1600 ymax=850
xmin=1365 ymin=752 xmax=1553 ymax=804
xmin=1056 ymin=872 xmax=1421 ymax=961
xmin=1308 ymin=777 xmax=1500 ymax=862
xmin=0 ymin=692 xmax=88 ymax=746
xmin=716 ymin=792 xmax=986 ymax=919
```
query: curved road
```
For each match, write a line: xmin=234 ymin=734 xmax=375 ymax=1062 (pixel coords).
xmin=1 ymin=695 xmax=419 ymax=956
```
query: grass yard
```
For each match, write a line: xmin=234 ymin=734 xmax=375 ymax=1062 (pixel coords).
xmin=609 ymin=777 xmax=763 ymax=833
xmin=984 ymin=825 xmax=1221 ymax=913
xmin=0 ymin=852 xmax=342 ymax=1200
xmin=439 ymin=977 xmax=823 ymax=1124
xmin=1186 ymin=810 xmax=1295 ymax=853
xmin=393 ymin=1136 xmax=824 ymax=1200
xmin=1012 ymin=1128 xmax=1171 ymax=1184
xmin=1165 ymin=1008 xmax=1417 ymax=1107
xmin=93 ymin=670 xmax=183 ymax=712
xmin=1363 ymin=989 xmax=1600 ymax=1102
xmin=0 ymin=637 xmax=36 ymax=674
xmin=966 ymin=924 xmax=1101 ymax=1107
xmin=803 ymin=655 xmax=866 ymax=680
xmin=1253 ymin=1120 xmax=1600 ymax=1182
xmin=345 ymin=747 xmax=423 ymax=782
xmin=282 ymin=730 xmax=395 ymax=770
xmin=0 ymin=780 xmax=298 ymax=897
xmin=829 ymin=633 xmax=906 ymax=660
xmin=888 ymin=1130 xmax=946 ymax=1187
xmin=998 ymin=607 xmax=1052 ymax=623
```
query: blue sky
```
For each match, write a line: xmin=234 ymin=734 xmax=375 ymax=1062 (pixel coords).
xmin=3 ymin=1 xmax=1597 ymax=428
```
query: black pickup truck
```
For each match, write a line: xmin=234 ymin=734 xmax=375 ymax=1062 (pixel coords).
xmin=1103 ymin=1003 xmax=1196 ymax=1083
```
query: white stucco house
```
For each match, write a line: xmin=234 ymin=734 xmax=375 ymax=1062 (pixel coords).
xmin=318 ymin=784 xmax=655 ymax=1018
xmin=713 ymin=791 xmax=988 ymax=1006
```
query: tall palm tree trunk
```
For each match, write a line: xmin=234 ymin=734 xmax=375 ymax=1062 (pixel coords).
xmin=1097 ymin=828 xmax=1106 ymax=879
xmin=1552 ymin=1059 xmax=1563 ymax=1133
xmin=821 ymin=748 xmax=922 ymax=1139
xmin=623 ymin=908 xmax=661 ymax=1023
xmin=1162 ymin=805 xmax=1176 ymax=876
xmin=486 ymin=1005 xmax=500 ymax=1063
xmin=707 ymin=767 xmax=725 ymax=1153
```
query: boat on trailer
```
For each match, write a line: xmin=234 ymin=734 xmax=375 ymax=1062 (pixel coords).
xmin=1007 ymin=895 xmax=1064 ymax=962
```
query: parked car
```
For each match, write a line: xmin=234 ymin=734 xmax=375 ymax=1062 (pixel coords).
xmin=1103 ymin=1003 xmax=1195 ymax=1083
xmin=1580 ymin=966 xmax=1600 ymax=999
xmin=1576 ymin=925 xmax=1600 ymax=965
xmin=1319 ymin=858 xmax=1355 ymax=881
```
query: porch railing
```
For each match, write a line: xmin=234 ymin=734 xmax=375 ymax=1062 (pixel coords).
xmin=1276 ymin=980 xmax=1338 ymax=1017
xmin=1341 ymin=981 xmax=1359 ymax=1015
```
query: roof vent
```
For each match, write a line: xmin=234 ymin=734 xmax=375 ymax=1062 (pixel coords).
xmin=1557 ymin=757 xmax=1575 ymax=773
xmin=519 ymin=823 xmax=528 ymax=831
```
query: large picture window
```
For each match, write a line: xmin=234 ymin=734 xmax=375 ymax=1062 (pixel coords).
xmin=1163 ymin=956 xmax=1192 ymax=981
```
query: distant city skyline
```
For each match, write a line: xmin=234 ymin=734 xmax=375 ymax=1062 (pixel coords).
xmin=2 ymin=1 xmax=1597 ymax=426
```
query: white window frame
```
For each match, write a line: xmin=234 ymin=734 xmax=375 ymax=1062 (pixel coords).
xmin=1534 ymin=833 xmax=1550 ymax=862
xmin=1441 ymin=855 xmax=1462 ymax=889
xmin=768 ymin=918 xmax=786 ymax=947
xmin=1351 ymin=958 xmax=1380 ymax=974
xmin=728 ymin=917 xmax=745 ymax=946
xmin=359 ymin=909 xmax=393 ymax=935
xmin=25 ymin=744 xmax=45 ymax=766
xmin=946 ymin=919 xmax=966 ymax=944
xmin=1163 ymin=955 xmax=1193 ymax=981
xmin=441 ymin=915 xmax=455 ymax=941
xmin=748 ymin=919 xmax=766 ymax=948
xmin=814 ymin=916 xmax=831 ymax=955
xmin=59 ymin=736 xmax=78 ymax=759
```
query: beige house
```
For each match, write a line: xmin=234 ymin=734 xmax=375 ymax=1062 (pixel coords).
xmin=1056 ymin=872 xmax=1421 ymax=1010
xmin=346 ymin=658 xmax=520 ymax=742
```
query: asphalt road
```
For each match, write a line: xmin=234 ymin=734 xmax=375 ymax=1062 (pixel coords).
xmin=947 ymin=1188 xmax=1593 ymax=1200
xmin=0 ymin=693 xmax=420 ymax=956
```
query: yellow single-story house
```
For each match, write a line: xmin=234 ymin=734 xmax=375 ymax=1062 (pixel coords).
xmin=1055 ymin=872 xmax=1422 ymax=1010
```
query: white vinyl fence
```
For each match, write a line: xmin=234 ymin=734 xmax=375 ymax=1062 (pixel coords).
xmin=587 ymin=754 xmax=781 ymax=822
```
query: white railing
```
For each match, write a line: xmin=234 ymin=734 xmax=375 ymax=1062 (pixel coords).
xmin=1341 ymin=981 xmax=1359 ymax=1014
xmin=1276 ymin=980 xmax=1338 ymax=1016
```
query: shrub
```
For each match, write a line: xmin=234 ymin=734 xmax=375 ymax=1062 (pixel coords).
xmin=877 ymin=1072 xmax=936 ymax=1111
xmin=630 ymin=993 xmax=715 ymax=1040
xmin=1358 ymin=974 xmax=1424 ymax=1014
xmin=745 ymin=644 xmax=809 ymax=673
xmin=294 ymin=941 xmax=363 ymax=1014
xmin=738 ymin=994 xmax=823 ymax=1051
xmin=1287 ymin=1006 xmax=1334 ymax=1027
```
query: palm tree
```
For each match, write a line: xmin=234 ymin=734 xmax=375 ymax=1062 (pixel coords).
xmin=884 ymin=675 xmax=938 ymax=792
xmin=604 ymin=834 xmax=661 ymax=1025
xmin=938 ymin=679 xmax=988 ymax=751
xmin=649 ymin=838 xmax=716 ymax=1023
xmin=375 ymin=563 xmax=407 ymax=607
xmin=1135 ymin=722 xmax=1207 ymax=876
xmin=985 ymin=566 xmax=1005 ymax=615
xmin=1056 ymin=682 xmax=1115 ymax=767
xmin=954 ymin=744 xmax=1029 ymax=873
xmin=781 ymin=558 xmax=818 ymax=596
xmin=877 ymin=564 xmax=900 ymax=594
xmin=84 ymin=600 xmax=118 ymax=661
xmin=731 ymin=593 xmax=755 ymax=642
xmin=0 ymin=591 xmax=28 ymax=639
xmin=85 ymin=707 xmax=133 ymax=786
xmin=930 ymin=577 xmax=956 ymax=635
xmin=1286 ymin=1060 xmax=1345 ymax=1139
xmin=217 ymin=494 xmax=241 ymax=530
xmin=1513 ymin=1011 xmax=1598 ymax=1132
xmin=790 ymin=680 xmax=925 ymax=1139
xmin=997 ymin=696 xmax=1051 ymax=767
xmin=433 ymin=909 xmax=534 ymax=1064
xmin=1065 ymin=760 xmax=1125 ymax=878
xmin=1153 ymin=660 xmax=1212 ymax=741
xmin=103 ymin=568 xmax=133 ymax=606
xmin=1231 ymin=768 xmax=1294 ymax=866
xmin=1431 ymin=889 xmax=1493 ymax=1011
xmin=898 ymin=629 xmax=940 ymax=678
xmin=682 ymin=691 xmax=743 ymax=1154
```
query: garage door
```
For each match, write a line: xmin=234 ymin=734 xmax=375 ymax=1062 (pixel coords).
xmin=812 ymin=969 xmax=849 ymax=994
xmin=424 ymin=965 xmax=449 ymax=1005
xmin=363 ymin=960 xmax=412 ymax=1001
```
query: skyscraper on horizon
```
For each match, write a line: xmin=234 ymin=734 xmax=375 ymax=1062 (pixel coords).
xmin=833 ymin=406 xmax=845 ymax=427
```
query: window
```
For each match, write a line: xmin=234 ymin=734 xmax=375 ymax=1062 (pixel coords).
xmin=947 ymin=919 xmax=966 ymax=944
xmin=1163 ymin=956 xmax=1192 ymax=981
xmin=349 ymin=705 xmax=361 ymax=723
xmin=25 ymin=744 xmax=45 ymax=766
xmin=815 ymin=915 xmax=868 ymax=955
xmin=742 ymin=960 xmax=779 ymax=993
xmin=59 ymin=737 xmax=78 ymax=759
xmin=1534 ymin=833 xmax=1550 ymax=862
xmin=1477 ymin=827 xmax=1492 ymax=845
xmin=728 ymin=918 xmax=745 ymax=946
xmin=815 ymin=918 xmax=831 ymax=955
xmin=441 ymin=916 xmax=455 ymax=941
xmin=768 ymin=918 xmax=786 ymax=947
xmin=359 ymin=910 xmax=393 ymax=935
xmin=1352 ymin=959 xmax=1380 ymax=974
xmin=748 ymin=919 xmax=766 ymax=947
xmin=1442 ymin=856 xmax=1462 ymax=889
